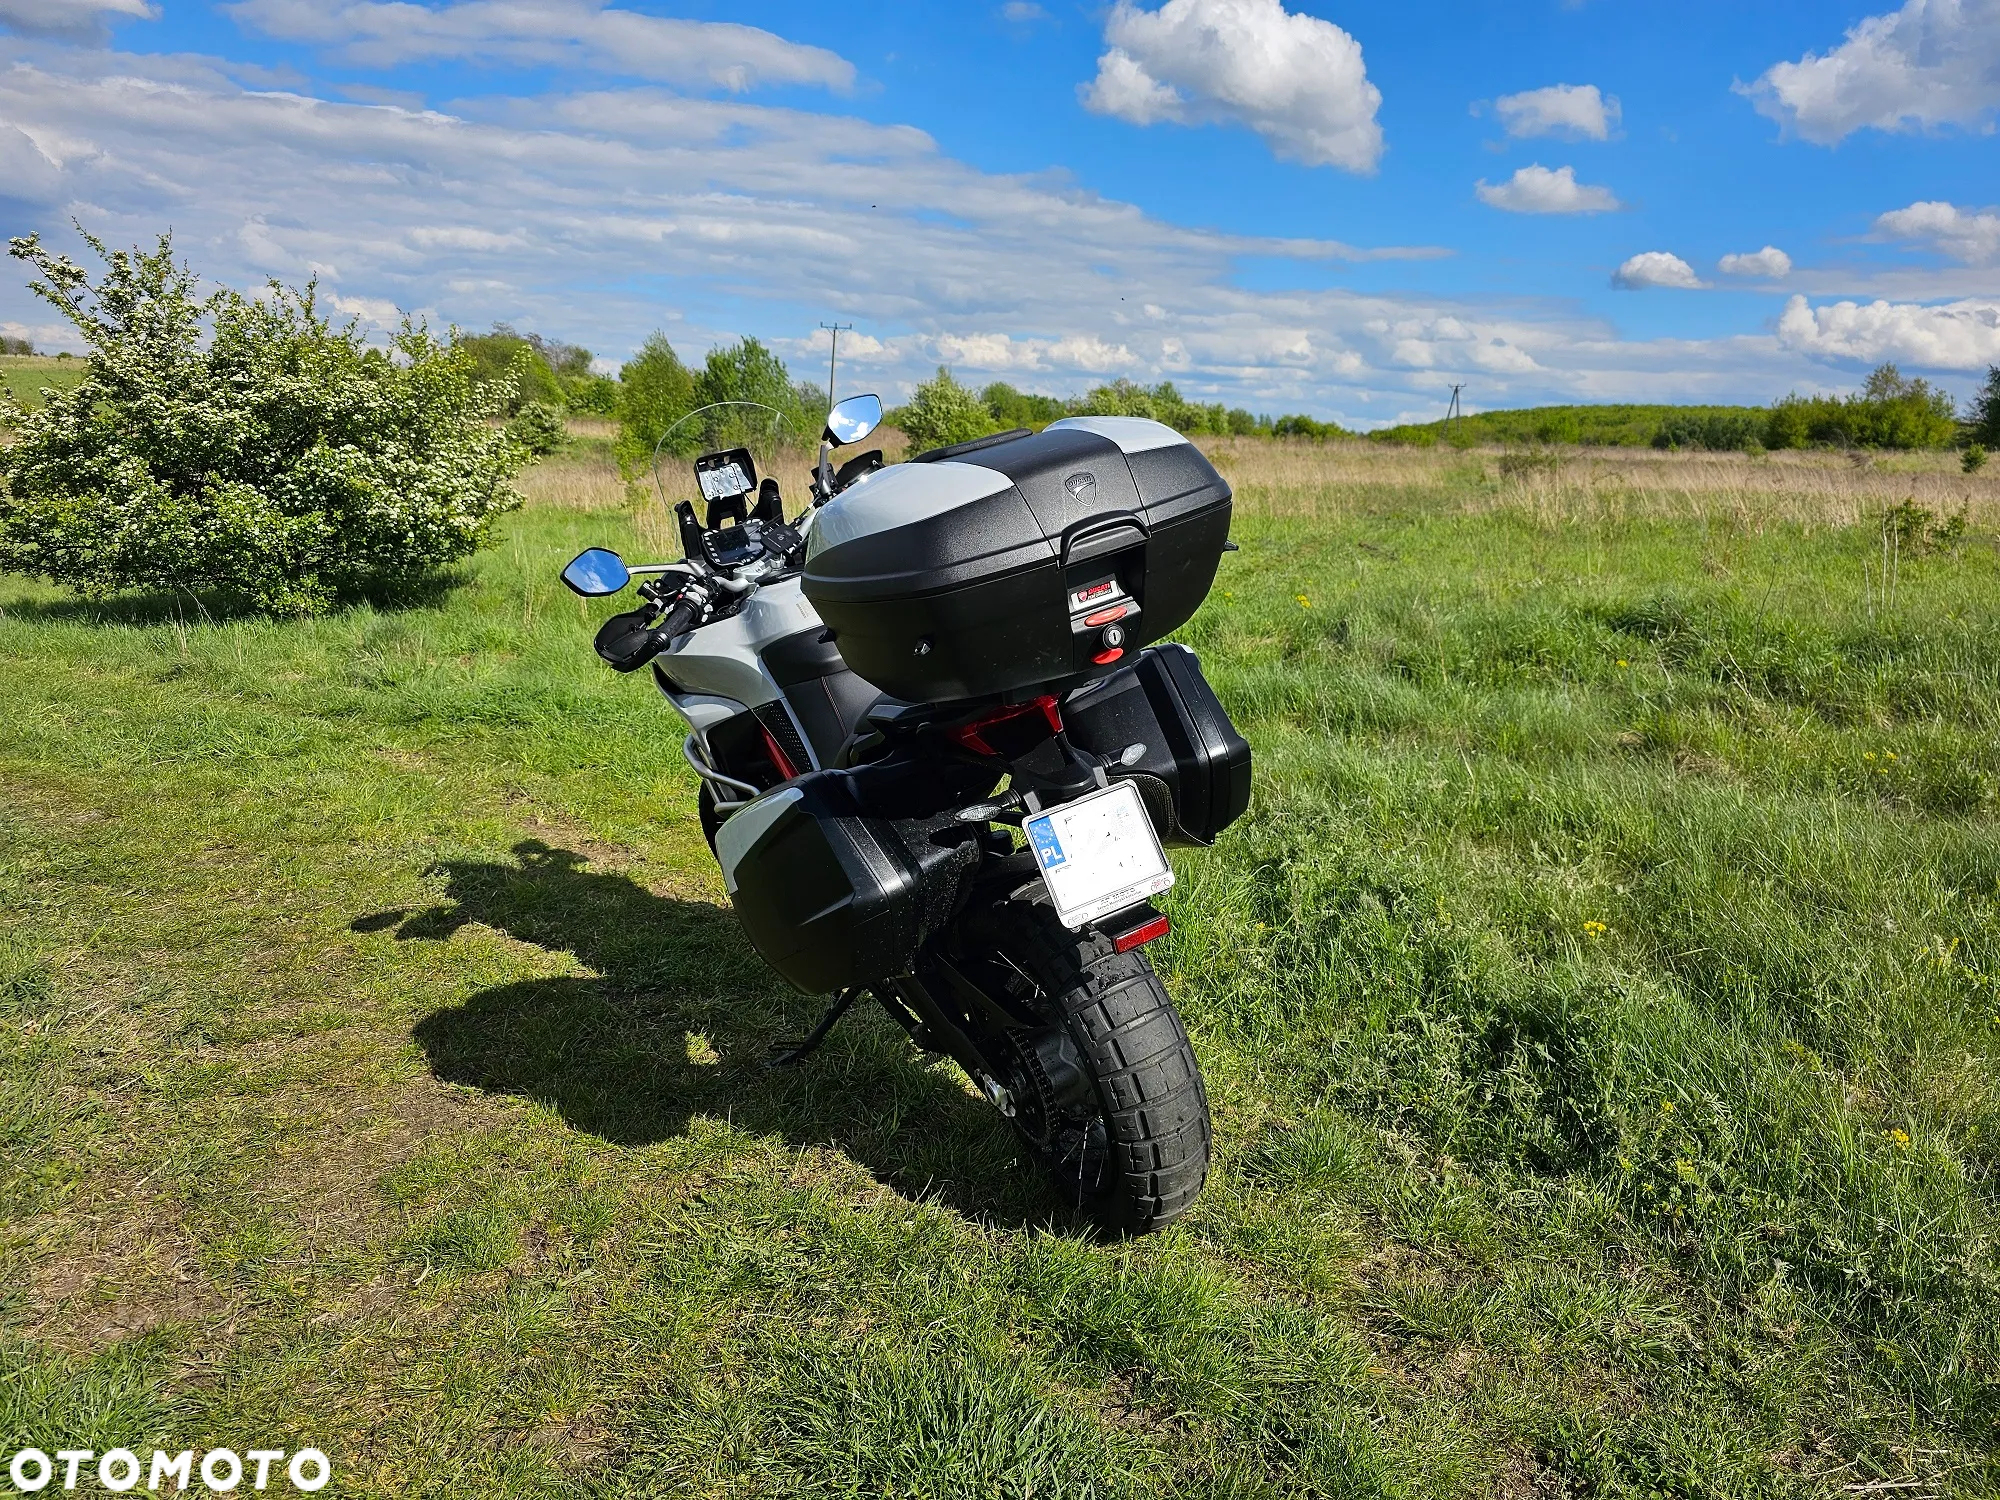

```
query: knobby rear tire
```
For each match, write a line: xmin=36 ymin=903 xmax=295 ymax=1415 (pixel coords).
xmin=987 ymin=900 xmax=1211 ymax=1236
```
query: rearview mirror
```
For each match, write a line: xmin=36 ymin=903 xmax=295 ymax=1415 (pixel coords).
xmin=561 ymin=548 xmax=631 ymax=597
xmin=824 ymin=393 xmax=883 ymax=448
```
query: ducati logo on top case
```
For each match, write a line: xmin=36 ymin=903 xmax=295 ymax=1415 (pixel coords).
xmin=1064 ymin=472 xmax=1097 ymax=502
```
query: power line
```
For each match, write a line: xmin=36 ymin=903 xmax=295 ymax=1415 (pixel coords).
xmin=1446 ymin=383 xmax=1465 ymax=437
xmin=819 ymin=321 xmax=853 ymax=410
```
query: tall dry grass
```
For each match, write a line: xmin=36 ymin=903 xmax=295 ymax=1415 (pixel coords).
xmin=519 ymin=424 xmax=913 ymax=557
xmin=1207 ymin=436 xmax=2000 ymax=531
xmin=519 ymin=425 xmax=1998 ymax=542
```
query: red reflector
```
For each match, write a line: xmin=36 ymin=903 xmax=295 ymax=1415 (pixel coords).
xmin=1113 ymin=914 xmax=1171 ymax=953
xmin=1083 ymin=605 xmax=1128 ymax=627
xmin=1092 ymin=648 xmax=1124 ymax=665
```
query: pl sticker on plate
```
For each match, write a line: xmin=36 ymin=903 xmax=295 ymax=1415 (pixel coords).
xmin=1023 ymin=781 xmax=1174 ymax=930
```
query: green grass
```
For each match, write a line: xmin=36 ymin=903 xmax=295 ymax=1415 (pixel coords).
xmin=1 ymin=354 xmax=87 ymax=415
xmin=1371 ymin=403 xmax=1771 ymax=448
xmin=2 ymin=453 xmax=1997 ymax=1497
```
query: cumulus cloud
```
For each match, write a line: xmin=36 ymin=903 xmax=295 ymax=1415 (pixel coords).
xmin=1777 ymin=293 xmax=2000 ymax=368
xmin=1080 ymin=0 xmax=1384 ymax=172
xmin=1475 ymin=164 xmax=1619 ymax=215
xmin=1613 ymin=252 xmax=1704 ymax=290
xmin=931 ymin=331 xmax=1137 ymax=374
xmin=1718 ymin=246 xmax=1792 ymax=278
xmin=0 ymin=120 xmax=64 ymax=200
xmin=1873 ymin=200 xmax=2000 ymax=264
xmin=1493 ymin=83 xmax=1619 ymax=141
xmin=0 ymin=41 xmax=1921 ymax=421
xmin=225 ymin=0 xmax=856 ymax=92
xmin=0 ymin=0 xmax=154 ymax=44
xmin=1742 ymin=0 xmax=2000 ymax=145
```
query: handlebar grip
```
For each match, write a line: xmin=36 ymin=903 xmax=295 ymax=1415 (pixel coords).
xmin=657 ymin=600 xmax=700 ymax=641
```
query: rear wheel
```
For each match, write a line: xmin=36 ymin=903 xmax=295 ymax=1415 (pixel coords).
xmin=973 ymin=899 xmax=1210 ymax=1236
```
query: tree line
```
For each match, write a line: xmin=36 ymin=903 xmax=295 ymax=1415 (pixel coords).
xmin=891 ymin=367 xmax=1348 ymax=452
xmin=447 ymin=327 xmax=2000 ymax=467
xmin=1372 ymin=364 xmax=2000 ymax=456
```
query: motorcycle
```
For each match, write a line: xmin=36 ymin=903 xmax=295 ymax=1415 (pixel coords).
xmin=559 ymin=394 xmax=1250 ymax=1234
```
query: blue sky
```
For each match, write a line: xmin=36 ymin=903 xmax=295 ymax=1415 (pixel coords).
xmin=2 ymin=0 xmax=1997 ymax=426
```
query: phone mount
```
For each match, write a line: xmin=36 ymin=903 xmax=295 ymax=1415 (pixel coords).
xmin=694 ymin=448 xmax=757 ymax=528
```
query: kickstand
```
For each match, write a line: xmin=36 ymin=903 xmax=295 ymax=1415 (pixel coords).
xmin=766 ymin=987 xmax=861 ymax=1069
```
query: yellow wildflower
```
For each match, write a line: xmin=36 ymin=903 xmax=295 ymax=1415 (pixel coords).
xmin=1889 ymin=1128 xmax=1911 ymax=1150
xmin=1616 ymin=659 xmax=1629 ymax=669
xmin=1296 ymin=594 xmax=1312 ymax=608
xmin=1582 ymin=920 xmax=1608 ymax=938
xmin=1661 ymin=1100 xmax=1675 ymax=1116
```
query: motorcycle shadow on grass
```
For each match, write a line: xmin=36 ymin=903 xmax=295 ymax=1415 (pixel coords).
xmin=362 ymin=839 xmax=1071 ymax=1234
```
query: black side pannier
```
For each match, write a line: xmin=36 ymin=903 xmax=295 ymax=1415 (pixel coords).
xmin=803 ymin=418 xmax=1231 ymax=702
xmin=1062 ymin=644 xmax=1251 ymax=847
xmin=715 ymin=767 xmax=983 ymax=993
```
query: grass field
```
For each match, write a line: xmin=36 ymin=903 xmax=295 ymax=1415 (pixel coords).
xmin=1367 ymin=404 xmax=1773 ymax=449
xmin=4 ymin=433 xmax=1998 ymax=1497
xmin=0 ymin=354 xmax=87 ymax=415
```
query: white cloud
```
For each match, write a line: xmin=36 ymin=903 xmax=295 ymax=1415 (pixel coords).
xmin=326 ymin=290 xmax=403 ymax=326
xmin=1080 ymin=0 xmax=1384 ymax=173
xmin=1777 ymin=293 xmax=2000 ymax=368
xmin=0 ymin=119 xmax=63 ymax=200
xmin=0 ymin=0 xmax=153 ymax=44
xmin=1494 ymin=83 xmax=1618 ymax=141
xmin=1742 ymin=0 xmax=2000 ymax=145
xmin=1000 ymin=2 xmax=1047 ymax=20
xmin=1718 ymin=246 xmax=1792 ymax=278
xmin=225 ymin=0 xmax=856 ymax=92
xmin=1613 ymin=252 xmax=1704 ymax=290
xmin=1873 ymin=200 xmax=2000 ymax=265
xmin=0 ymin=42 xmax=1942 ymax=421
xmin=1475 ymin=164 xmax=1619 ymax=215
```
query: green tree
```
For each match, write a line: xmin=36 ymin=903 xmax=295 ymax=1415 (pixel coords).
xmin=981 ymin=381 xmax=1067 ymax=430
xmin=696 ymin=336 xmax=818 ymax=450
xmin=1764 ymin=366 xmax=1957 ymax=451
xmin=899 ymin=367 xmax=999 ymax=452
xmin=564 ymin=373 xmax=619 ymax=416
xmin=0 ymin=229 xmax=522 ymax=613
xmin=523 ymin=331 xmax=592 ymax=382
xmin=1969 ymin=366 xmax=2000 ymax=447
xmin=506 ymin=400 xmax=568 ymax=458
xmin=0 ymin=334 xmax=33 ymax=355
xmin=458 ymin=325 xmax=563 ymax=413
xmin=614 ymin=332 xmax=699 ymax=475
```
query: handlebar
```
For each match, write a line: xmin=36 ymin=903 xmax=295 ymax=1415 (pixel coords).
xmin=656 ymin=598 xmax=700 ymax=642
xmin=595 ymin=594 xmax=701 ymax=673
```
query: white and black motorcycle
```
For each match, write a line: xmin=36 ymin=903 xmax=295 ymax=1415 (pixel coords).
xmin=560 ymin=395 xmax=1249 ymax=1234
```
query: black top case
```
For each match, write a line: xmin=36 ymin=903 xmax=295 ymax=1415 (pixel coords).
xmin=802 ymin=418 xmax=1232 ymax=702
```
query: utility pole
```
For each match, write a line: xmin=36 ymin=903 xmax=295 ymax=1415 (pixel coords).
xmin=819 ymin=321 xmax=853 ymax=411
xmin=1446 ymin=383 xmax=1465 ymax=438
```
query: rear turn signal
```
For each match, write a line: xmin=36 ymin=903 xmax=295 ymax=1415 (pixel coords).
xmin=1111 ymin=912 xmax=1171 ymax=953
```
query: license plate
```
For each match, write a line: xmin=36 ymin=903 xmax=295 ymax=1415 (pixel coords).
xmin=1023 ymin=781 xmax=1174 ymax=930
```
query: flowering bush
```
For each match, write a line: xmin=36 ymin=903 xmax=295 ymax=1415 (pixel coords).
xmin=0 ymin=229 xmax=525 ymax=613
xmin=506 ymin=400 xmax=569 ymax=458
xmin=898 ymin=366 xmax=998 ymax=453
